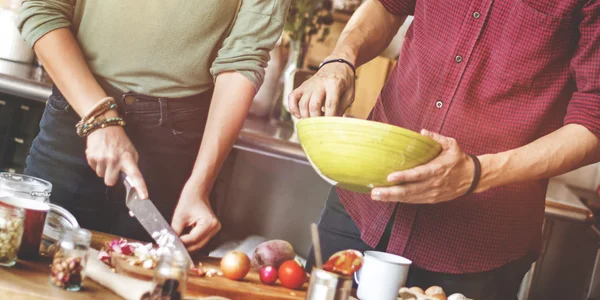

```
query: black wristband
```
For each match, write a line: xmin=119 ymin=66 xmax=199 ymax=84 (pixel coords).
xmin=464 ymin=154 xmax=481 ymax=197
xmin=318 ymin=58 xmax=356 ymax=76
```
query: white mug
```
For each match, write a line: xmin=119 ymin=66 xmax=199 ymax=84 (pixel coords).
xmin=354 ymin=251 xmax=412 ymax=300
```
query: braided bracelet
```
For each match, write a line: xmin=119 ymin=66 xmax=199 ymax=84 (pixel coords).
xmin=83 ymin=97 xmax=116 ymax=120
xmin=77 ymin=116 xmax=126 ymax=137
xmin=76 ymin=99 xmax=119 ymax=136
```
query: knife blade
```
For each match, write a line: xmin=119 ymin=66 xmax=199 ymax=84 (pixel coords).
xmin=120 ymin=173 xmax=194 ymax=266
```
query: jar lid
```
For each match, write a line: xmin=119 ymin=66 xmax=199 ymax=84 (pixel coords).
xmin=0 ymin=173 xmax=52 ymax=200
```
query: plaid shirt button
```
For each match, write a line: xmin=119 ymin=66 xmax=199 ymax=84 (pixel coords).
xmin=455 ymin=55 xmax=463 ymax=63
xmin=473 ymin=11 xmax=481 ymax=18
xmin=435 ymin=101 xmax=443 ymax=108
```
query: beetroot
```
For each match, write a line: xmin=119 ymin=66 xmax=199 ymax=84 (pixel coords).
xmin=251 ymin=240 xmax=296 ymax=270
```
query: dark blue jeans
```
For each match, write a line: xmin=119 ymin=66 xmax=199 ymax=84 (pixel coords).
xmin=306 ymin=188 xmax=533 ymax=300
xmin=25 ymin=83 xmax=212 ymax=242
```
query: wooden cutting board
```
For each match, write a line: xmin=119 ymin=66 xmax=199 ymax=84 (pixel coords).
xmin=113 ymin=255 xmax=308 ymax=300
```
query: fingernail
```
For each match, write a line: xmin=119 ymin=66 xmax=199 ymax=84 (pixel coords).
xmin=421 ymin=129 xmax=429 ymax=135
xmin=371 ymin=190 xmax=382 ymax=201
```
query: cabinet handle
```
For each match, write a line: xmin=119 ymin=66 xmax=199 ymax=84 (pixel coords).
xmin=0 ymin=100 xmax=5 ymax=106
xmin=20 ymin=105 xmax=30 ymax=111
xmin=13 ymin=138 xmax=24 ymax=144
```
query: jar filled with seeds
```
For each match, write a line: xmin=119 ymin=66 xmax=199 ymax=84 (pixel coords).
xmin=149 ymin=251 xmax=190 ymax=300
xmin=49 ymin=228 xmax=91 ymax=291
xmin=0 ymin=205 xmax=25 ymax=267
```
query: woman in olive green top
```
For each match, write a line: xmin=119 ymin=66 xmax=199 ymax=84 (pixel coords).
xmin=18 ymin=0 xmax=290 ymax=251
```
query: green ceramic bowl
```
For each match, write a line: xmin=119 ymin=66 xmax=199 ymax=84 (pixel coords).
xmin=296 ymin=117 xmax=441 ymax=193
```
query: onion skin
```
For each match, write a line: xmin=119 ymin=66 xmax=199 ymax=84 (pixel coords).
xmin=220 ymin=251 xmax=251 ymax=280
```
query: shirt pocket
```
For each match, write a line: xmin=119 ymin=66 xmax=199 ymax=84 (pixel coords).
xmin=489 ymin=0 xmax=574 ymax=88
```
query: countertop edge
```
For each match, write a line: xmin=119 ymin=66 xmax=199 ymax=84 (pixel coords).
xmin=0 ymin=73 xmax=51 ymax=103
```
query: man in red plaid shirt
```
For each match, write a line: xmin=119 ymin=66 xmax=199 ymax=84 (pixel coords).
xmin=290 ymin=0 xmax=600 ymax=299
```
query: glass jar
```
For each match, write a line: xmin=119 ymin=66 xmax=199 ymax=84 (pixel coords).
xmin=150 ymin=251 xmax=190 ymax=300
xmin=0 ymin=204 xmax=25 ymax=267
xmin=49 ymin=228 xmax=91 ymax=291
xmin=40 ymin=204 xmax=80 ymax=258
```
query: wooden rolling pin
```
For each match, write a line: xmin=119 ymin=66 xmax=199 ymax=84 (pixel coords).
xmin=86 ymin=249 xmax=154 ymax=300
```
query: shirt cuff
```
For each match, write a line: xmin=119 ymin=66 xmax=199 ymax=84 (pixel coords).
xmin=564 ymin=92 xmax=600 ymax=138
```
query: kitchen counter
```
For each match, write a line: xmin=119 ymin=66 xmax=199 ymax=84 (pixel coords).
xmin=0 ymin=231 xmax=310 ymax=300
xmin=0 ymin=58 xmax=308 ymax=166
xmin=0 ymin=231 xmax=126 ymax=300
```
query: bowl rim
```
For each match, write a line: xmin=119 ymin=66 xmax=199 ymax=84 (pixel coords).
xmin=296 ymin=117 xmax=439 ymax=148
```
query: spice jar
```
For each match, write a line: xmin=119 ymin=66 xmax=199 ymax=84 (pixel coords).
xmin=0 ymin=204 xmax=25 ymax=267
xmin=49 ymin=228 xmax=91 ymax=291
xmin=149 ymin=251 xmax=190 ymax=300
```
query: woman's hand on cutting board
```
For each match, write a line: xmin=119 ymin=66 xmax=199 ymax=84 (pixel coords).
xmin=370 ymin=130 xmax=475 ymax=204
xmin=172 ymin=182 xmax=221 ymax=252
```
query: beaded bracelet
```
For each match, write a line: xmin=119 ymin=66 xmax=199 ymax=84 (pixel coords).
xmin=76 ymin=98 xmax=120 ymax=137
xmin=77 ymin=116 xmax=126 ymax=137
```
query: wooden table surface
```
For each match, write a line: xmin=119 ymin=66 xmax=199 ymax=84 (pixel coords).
xmin=0 ymin=231 xmax=309 ymax=300
xmin=0 ymin=231 xmax=129 ymax=300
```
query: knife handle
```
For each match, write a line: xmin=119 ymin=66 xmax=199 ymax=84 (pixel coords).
xmin=120 ymin=172 xmax=128 ymax=184
xmin=120 ymin=172 xmax=135 ymax=191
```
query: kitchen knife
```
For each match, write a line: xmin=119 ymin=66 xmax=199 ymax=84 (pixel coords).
xmin=120 ymin=173 xmax=194 ymax=266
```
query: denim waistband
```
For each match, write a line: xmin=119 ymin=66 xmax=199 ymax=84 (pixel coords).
xmin=93 ymin=79 xmax=213 ymax=127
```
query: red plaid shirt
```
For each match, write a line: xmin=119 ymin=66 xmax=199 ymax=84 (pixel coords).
xmin=338 ymin=0 xmax=600 ymax=273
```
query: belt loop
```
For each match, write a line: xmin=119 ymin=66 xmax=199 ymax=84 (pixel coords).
xmin=158 ymin=98 xmax=168 ymax=126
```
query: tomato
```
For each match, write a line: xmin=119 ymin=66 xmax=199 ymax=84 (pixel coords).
xmin=278 ymin=260 xmax=306 ymax=289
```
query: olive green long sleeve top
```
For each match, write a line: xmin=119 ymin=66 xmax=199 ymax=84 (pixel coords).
xmin=18 ymin=0 xmax=290 ymax=97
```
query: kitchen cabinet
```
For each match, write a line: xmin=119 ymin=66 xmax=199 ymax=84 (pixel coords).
xmin=0 ymin=92 xmax=44 ymax=173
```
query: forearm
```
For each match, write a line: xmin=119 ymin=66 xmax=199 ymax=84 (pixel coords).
xmin=329 ymin=0 xmax=406 ymax=67
xmin=477 ymin=124 xmax=600 ymax=192
xmin=187 ymin=72 xmax=255 ymax=198
xmin=34 ymin=28 xmax=109 ymax=116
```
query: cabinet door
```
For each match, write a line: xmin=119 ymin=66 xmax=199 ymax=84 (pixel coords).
xmin=0 ymin=97 xmax=16 ymax=135
xmin=10 ymin=100 xmax=44 ymax=139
